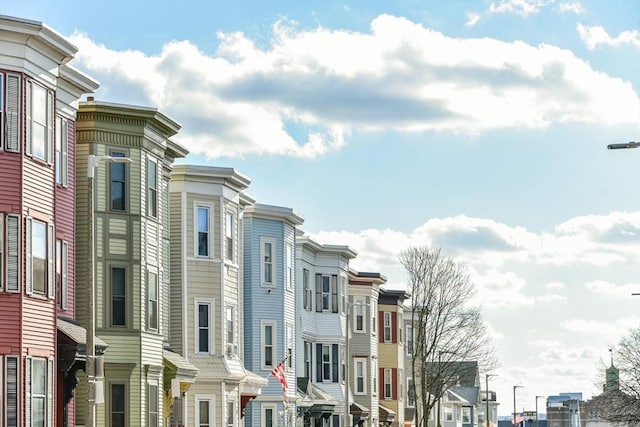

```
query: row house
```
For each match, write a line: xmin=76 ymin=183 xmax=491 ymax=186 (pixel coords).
xmin=378 ymin=289 xmax=410 ymax=427
xmin=0 ymin=15 xmax=98 ymax=427
xmin=242 ymin=204 xmax=305 ymax=426
xmin=348 ymin=271 xmax=386 ymax=427
xmin=168 ymin=165 xmax=267 ymax=427
xmin=74 ymin=99 xmax=195 ymax=426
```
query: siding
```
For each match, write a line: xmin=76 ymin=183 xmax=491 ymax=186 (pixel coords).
xmin=169 ymin=191 xmax=183 ymax=353
xmin=23 ymin=158 xmax=54 ymax=216
xmin=0 ymin=294 xmax=21 ymax=350
xmin=22 ymin=297 xmax=55 ymax=352
xmin=0 ymin=154 xmax=22 ymax=209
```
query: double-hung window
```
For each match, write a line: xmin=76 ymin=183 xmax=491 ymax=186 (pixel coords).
xmin=27 ymin=80 xmax=53 ymax=163
xmin=26 ymin=218 xmax=53 ymax=298
xmin=262 ymin=405 xmax=276 ymax=427
xmin=262 ymin=321 xmax=275 ymax=369
xmin=196 ymin=397 xmax=213 ymax=427
xmin=110 ymin=151 xmax=128 ymax=211
xmin=226 ymin=305 xmax=235 ymax=356
xmin=111 ymin=267 xmax=127 ymax=327
xmin=384 ymin=368 xmax=392 ymax=399
xmin=322 ymin=345 xmax=331 ymax=381
xmin=260 ymin=237 xmax=275 ymax=287
xmin=315 ymin=274 xmax=338 ymax=313
xmin=197 ymin=302 xmax=212 ymax=354
xmin=56 ymin=239 xmax=69 ymax=310
xmin=111 ymin=383 xmax=127 ymax=427
xmin=303 ymin=341 xmax=312 ymax=379
xmin=355 ymin=358 xmax=366 ymax=394
xmin=148 ymin=384 xmax=159 ymax=427
xmin=285 ymin=243 xmax=293 ymax=289
xmin=55 ymin=116 xmax=68 ymax=186
xmin=302 ymin=269 xmax=311 ymax=311
xmin=225 ymin=212 xmax=234 ymax=261
xmin=26 ymin=356 xmax=54 ymax=427
xmin=384 ymin=312 xmax=392 ymax=342
xmin=406 ymin=325 xmax=414 ymax=355
xmin=355 ymin=299 xmax=365 ymax=332
xmin=196 ymin=205 xmax=210 ymax=257
xmin=148 ymin=271 xmax=158 ymax=331
xmin=226 ymin=400 xmax=236 ymax=427
xmin=147 ymin=159 xmax=157 ymax=217
xmin=286 ymin=323 xmax=293 ymax=369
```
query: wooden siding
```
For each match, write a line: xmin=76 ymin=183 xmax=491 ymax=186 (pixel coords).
xmin=0 ymin=154 xmax=22 ymax=209
xmin=22 ymin=297 xmax=55 ymax=353
xmin=168 ymin=191 xmax=184 ymax=353
xmin=0 ymin=294 xmax=21 ymax=351
xmin=23 ymin=158 xmax=55 ymax=217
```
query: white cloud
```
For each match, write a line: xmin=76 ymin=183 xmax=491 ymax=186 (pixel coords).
xmin=464 ymin=11 xmax=481 ymax=27
xmin=563 ymin=316 xmax=640 ymax=337
xmin=558 ymin=1 xmax=586 ymax=14
xmin=488 ymin=0 xmax=553 ymax=17
xmin=577 ymin=23 xmax=640 ymax=50
xmin=585 ymin=280 xmax=640 ymax=298
xmin=68 ymin=14 xmax=640 ymax=159
xmin=545 ymin=281 xmax=565 ymax=290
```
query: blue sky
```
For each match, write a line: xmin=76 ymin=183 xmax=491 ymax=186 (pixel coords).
xmin=4 ymin=0 xmax=640 ymax=415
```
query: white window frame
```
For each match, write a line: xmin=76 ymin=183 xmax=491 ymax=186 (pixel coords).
xmin=322 ymin=344 xmax=332 ymax=382
xmin=195 ymin=300 xmax=214 ymax=354
xmin=226 ymin=305 xmax=236 ymax=355
xmin=226 ymin=399 xmax=236 ymax=427
xmin=55 ymin=115 xmax=68 ymax=187
xmin=148 ymin=382 xmax=159 ymax=427
xmin=26 ymin=79 xmax=53 ymax=163
xmin=354 ymin=297 xmax=365 ymax=333
xmin=225 ymin=211 xmax=234 ymax=262
xmin=384 ymin=368 xmax=392 ymax=400
xmin=261 ymin=320 xmax=276 ymax=369
xmin=260 ymin=237 xmax=276 ymax=287
xmin=354 ymin=358 xmax=366 ymax=395
xmin=195 ymin=204 xmax=212 ymax=258
xmin=445 ymin=405 xmax=454 ymax=422
xmin=406 ymin=324 xmax=414 ymax=355
xmin=26 ymin=217 xmax=53 ymax=298
xmin=286 ymin=323 xmax=293 ymax=369
xmin=196 ymin=395 xmax=215 ymax=427
xmin=383 ymin=312 xmax=392 ymax=343
xmin=261 ymin=404 xmax=277 ymax=427
xmin=147 ymin=270 xmax=158 ymax=331
xmin=285 ymin=242 xmax=293 ymax=290
xmin=302 ymin=268 xmax=312 ymax=311
xmin=372 ymin=359 xmax=377 ymax=396
xmin=304 ymin=341 xmax=312 ymax=379
xmin=147 ymin=158 xmax=158 ymax=218
xmin=56 ymin=239 xmax=69 ymax=310
xmin=462 ymin=406 xmax=471 ymax=424
xmin=340 ymin=276 xmax=346 ymax=314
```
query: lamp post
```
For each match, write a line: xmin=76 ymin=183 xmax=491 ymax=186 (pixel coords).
xmin=535 ymin=396 xmax=545 ymax=427
xmin=86 ymin=154 xmax=131 ymax=427
xmin=485 ymin=374 xmax=497 ymax=427
xmin=513 ymin=385 xmax=523 ymax=426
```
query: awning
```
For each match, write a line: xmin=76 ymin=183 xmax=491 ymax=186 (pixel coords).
xmin=240 ymin=369 xmax=268 ymax=418
xmin=379 ymin=404 xmax=396 ymax=425
xmin=297 ymin=378 xmax=338 ymax=420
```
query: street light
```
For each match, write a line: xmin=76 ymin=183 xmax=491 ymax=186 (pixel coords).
xmin=607 ymin=142 xmax=640 ymax=150
xmin=344 ymin=301 xmax=368 ymax=427
xmin=535 ymin=396 xmax=545 ymax=427
xmin=86 ymin=154 xmax=131 ymax=427
xmin=485 ymin=374 xmax=497 ymax=427
xmin=513 ymin=385 xmax=523 ymax=426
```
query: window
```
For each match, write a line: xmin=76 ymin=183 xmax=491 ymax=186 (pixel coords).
xmin=27 ymin=80 xmax=53 ymax=163
xmin=262 ymin=405 xmax=276 ymax=427
xmin=225 ymin=212 xmax=234 ymax=261
xmin=3 ymin=73 xmax=21 ymax=152
xmin=110 ymin=151 xmax=128 ymax=211
xmin=227 ymin=305 xmax=236 ymax=353
xmin=303 ymin=269 xmax=311 ymax=311
xmin=147 ymin=159 xmax=157 ymax=217
xmin=372 ymin=359 xmax=377 ymax=395
xmin=111 ymin=267 xmax=126 ymax=327
xmin=406 ymin=325 xmax=414 ymax=355
xmin=322 ymin=345 xmax=331 ymax=381
xmin=262 ymin=321 xmax=275 ymax=368
xmin=462 ymin=407 xmax=471 ymax=423
xmin=227 ymin=400 xmax=236 ymax=427
xmin=355 ymin=358 xmax=366 ymax=394
xmin=110 ymin=383 xmax=126 ymax=427
xmin=260 ymin=237 xmax=275 ymax=286
xmin=148 ymin=384 xmax=159 ymax=427
xmin=148 ymin=271 xmax=158 ymax=330
xmin=304 ymin=341 xmax=312 ymax=379
xmin=196 ymin=206 xmax=210 ymax=257
xmin=285 ymin=243 xmax=293 ymax=289
xmin=26 ymin=218 xmax=53 ymax=297
xmin=197 ymin=302 xmax=212 ymax=353
xmin=384 ymin=312 xmax=392 ymax=342
xmin=315 ymin=275 xmax=338 ymax=313
xmin=55 ymin=116 xmax=68 ymax=186
xmin=286 ymin=323 xmax=293 ymax=369
xmin=445 ymin=406 xmax=453 ymax=422
xmin=384 ymin=368 xmax=392 ymax=399
xmin=340 ymin=277 xmax=346 ymax=313
xmin=372 ymin=302 xmax=376 ymax=334
xmin=196 ymin=398 xmax=213 ymax=427
xmin=407 ymin=377 xmax=415 ymax=407
xmin=355 ymin=299 xmax=365 ymax=332
xmin=26 ymin=357 xmax=52 ymax=427
xmin=56 ymin=239 xmax=69 ymax=310
xmin=6 ymin=355 xmax=19 ymax=426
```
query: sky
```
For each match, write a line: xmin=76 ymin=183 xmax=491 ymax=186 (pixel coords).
xmin=3 ymin=0 xmax=640 ymax=416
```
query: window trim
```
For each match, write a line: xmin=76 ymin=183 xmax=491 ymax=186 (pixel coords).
xmin=261 ymin=320 xmax=276 ymax=370
xmin=354 ymin=357 xmax=367 ymax=395
xmin=260 ymin=237 xmax=276 ymax=287
xmin=147 ymin=158 xmax=158 ymax=218
xmin=226 ymin=304 xmax=236 ymax=357
xmin=26 ymin=217 xmax=53 ymax=298
xmin=302 ymin=268 xmax=311 ymax=311
xmin=148 ymin=382 xmax=159 ymax=427
xmin=109 ymin=149 xmax=129 ymax=212
xmin=109 ymin=381 xmax=128 ymax=427
xmin=55 ymin=115 xmax=69 ymax=187
xmin=225 ymin=211 xmax=234 ymax=262
xmin=196 ymin=395 xmax=215 ymax=427
xmin=406 ymin=324 xmax=414 ymax=355
xmin=226 ymin=399 xmax=236 ymax=427
xmin=26 ymin=79 xmax=54 ymax=164
xmin=384 ymin=368 xmax=392 ymax=400
xmin=261 ymin=404 xmax=277 ymax=427
xmin=285 ymin=242 xmax=293 ymax=290
xmin=147 ymin=270 xmax=158 ymax=331
xmin=383 ymin=312 xmax=392 ymax=343
xmin=194 ymin=204 xmax=213 ymax=258
xmin=195 ymin=300 xmax=214 ymax=355
xmin=56 ymin=239 xmax=69 ymax=310
xmin=110 ymin=265 xmax=128 ymax=328
xmin=354 ymin=297 xmax=366 ymax=333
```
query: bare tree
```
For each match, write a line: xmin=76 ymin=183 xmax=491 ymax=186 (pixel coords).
xmin=590 ymin=329 xmax=640 ymax=426
xmin=399 ymin=246 xmax=497 ymax=427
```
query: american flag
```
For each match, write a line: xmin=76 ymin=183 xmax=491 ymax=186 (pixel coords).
xmin=271 ymin=360 xmax=288 ymax=394
xmin=514 ymin=413 xmax=525 ymax=426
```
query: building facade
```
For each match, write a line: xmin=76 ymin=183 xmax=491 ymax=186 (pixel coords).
xmin=0 ymin=15 xmax=98 ymax=427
